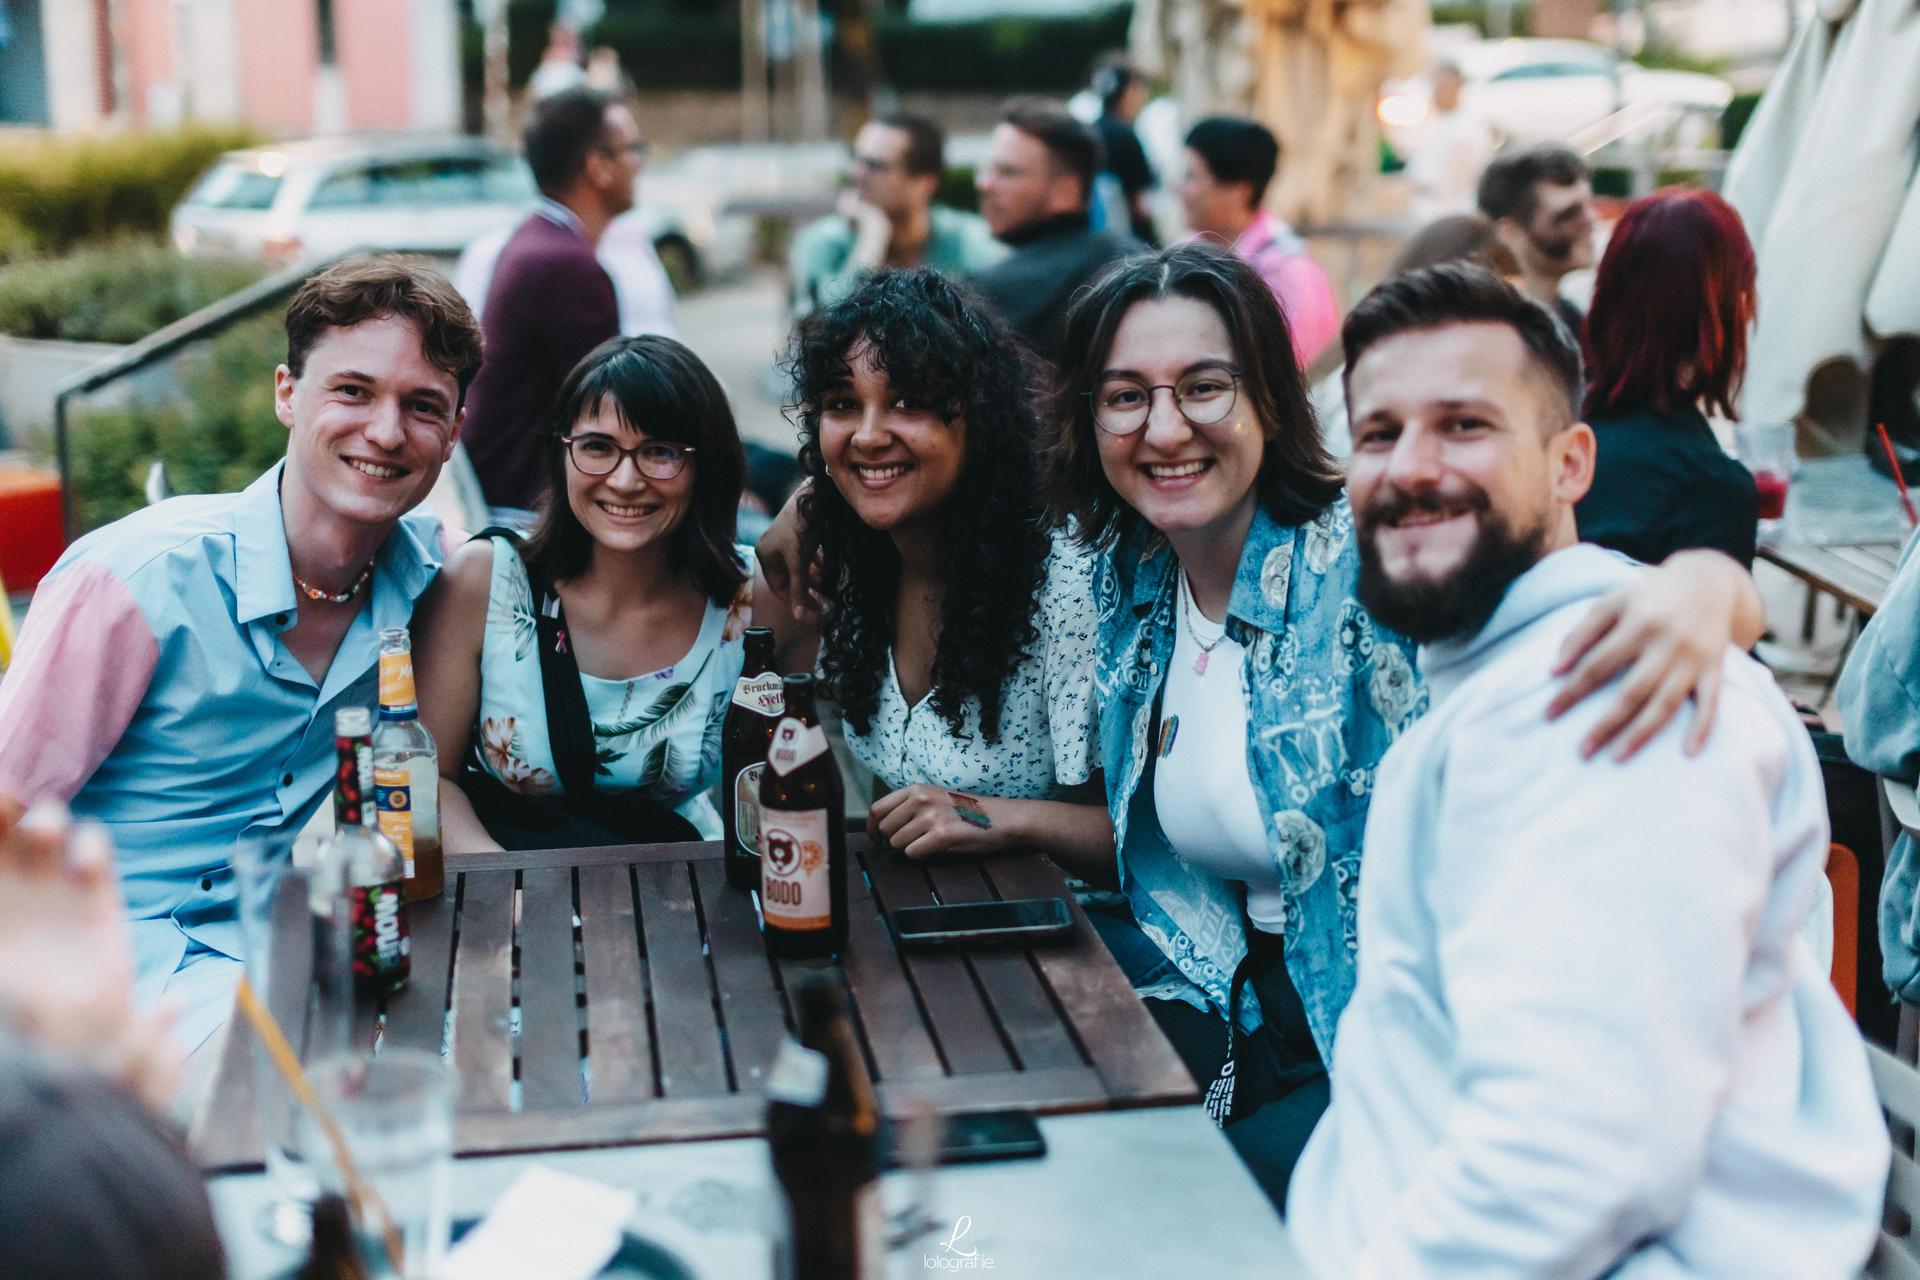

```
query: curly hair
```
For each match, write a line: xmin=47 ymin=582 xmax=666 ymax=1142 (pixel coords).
xmin=786 ymin=269 xmax=1053 ymax=741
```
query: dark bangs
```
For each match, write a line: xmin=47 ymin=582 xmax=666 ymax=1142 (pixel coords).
xmin=522 ymin=334 xmax=748 ymax=604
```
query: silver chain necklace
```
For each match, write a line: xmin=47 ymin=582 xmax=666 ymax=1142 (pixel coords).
xmin=1179 ymin=572 xmax=1228 ymax=676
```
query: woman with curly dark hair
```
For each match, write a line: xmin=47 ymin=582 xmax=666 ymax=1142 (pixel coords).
xmin=770 ymin=268 xmax=1113 ymax=873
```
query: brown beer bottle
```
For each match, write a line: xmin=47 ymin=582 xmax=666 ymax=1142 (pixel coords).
xmin=768 ymin=974 xmax=884 ymax=1280
xmin=297 ymin=1194 xmax=373 ymax=1280
xmin=758 ymin=674 xmax=847 ymax=959
xmin=723 ymin=626 xmax=785 ymax=891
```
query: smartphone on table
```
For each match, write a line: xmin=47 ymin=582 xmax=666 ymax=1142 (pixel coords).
xmin=890 ymin=897 xmax=1074 ymax=949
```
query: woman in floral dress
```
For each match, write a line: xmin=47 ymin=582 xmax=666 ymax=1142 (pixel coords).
xmin=1047 ymin=244 xmax=1767 ymax=1205
xmin=415 ymin=335 xmax=761 ymax=851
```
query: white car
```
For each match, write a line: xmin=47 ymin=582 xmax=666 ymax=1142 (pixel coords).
xmin=169 ymin=135 xmax=716 ymax=286
xmin=1378 ymin=38 xmax=1733 ymax=156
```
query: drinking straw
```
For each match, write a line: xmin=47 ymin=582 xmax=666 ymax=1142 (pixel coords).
xmin=1876 ymin=422 xmax=1919 ymax=530
xmin=235 ymin=977 xmax=407 ymax=1276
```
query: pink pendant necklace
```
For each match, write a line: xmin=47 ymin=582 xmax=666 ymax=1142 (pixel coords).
xmin=1179 ymin=572 xmax=1227 ymax=676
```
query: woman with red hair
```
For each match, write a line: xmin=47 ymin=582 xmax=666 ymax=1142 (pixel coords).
xmin=1574 ymin=188 xmax=1760 ymax=566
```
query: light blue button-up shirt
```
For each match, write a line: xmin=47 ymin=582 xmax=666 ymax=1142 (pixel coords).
xmin=0 ymin=463 xmax=441 ymax=1017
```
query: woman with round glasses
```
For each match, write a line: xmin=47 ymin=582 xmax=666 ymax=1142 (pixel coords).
xmin=414 ymin=334 xmax=758 ymax=852
xmin=1048 ymin=243 xmax=1765 ymax=1205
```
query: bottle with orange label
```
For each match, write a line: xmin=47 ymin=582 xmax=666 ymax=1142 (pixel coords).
xmin=372 ymin=627 xmax=443 ymax=901
xmin=759 ymin=673 xmax=847 ymax=960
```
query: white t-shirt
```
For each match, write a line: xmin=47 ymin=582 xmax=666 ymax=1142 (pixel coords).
xmin=841 ymin=531 xmax=1099 ymax=800
xmin=1154 ymin=572 xmax=1286 ymax=932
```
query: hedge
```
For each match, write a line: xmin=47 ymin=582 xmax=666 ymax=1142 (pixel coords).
xmin=872 ymin=6 xmax=1132 ymax=94
xmin=54 ymin=313 xmax=285 ymax=534
xmin=592 ymin=10 xmax=744 ymax=90
xmin=467 ymin=0 xmax=1135 ymax=96
xmin=0 ymin=242 xmax=265 ymax=345
xmin=0 ymin=125 xmax=259 ymax=259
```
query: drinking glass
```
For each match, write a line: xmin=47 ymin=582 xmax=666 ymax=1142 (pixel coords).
xmin=1736 ymin=421 xmax=1796 ymax=542
xmin=233 ymin=832 xmax=352 ymax=1245
xmin=303 ymin=1048 xmax=455 ymax=1279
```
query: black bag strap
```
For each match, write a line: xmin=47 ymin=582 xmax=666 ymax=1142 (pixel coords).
xmin=471 ymin=528 xmax=598 ymax=798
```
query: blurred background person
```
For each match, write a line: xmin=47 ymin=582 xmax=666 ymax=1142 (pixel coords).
xmin=1090 ymin=54 xmax=1159 ymax=244
xmin=788 ymin=114 xmax=1002 ymax=318
xmin=973 ymin=99 xmax=1144 ymax=368
xmin=1404 ymin=62 xmax=1496 ymax=223
xmin=1178 ymin=115 xmax=1338 ymax=367
xmin=527 ymin=22 xmax=587 ymax=100
xmin=1476 ymin=143 xmax=1597 ymax=338
xmin=460 ymin=88 xmax=638 ymax=523
xmin=584 ymin=44 xmax=631 ymax=97
xmin=1576 ymin=188 xmax=1760 ymax=568
xmin=1308 ymin=212 xmax=1519 ymax=457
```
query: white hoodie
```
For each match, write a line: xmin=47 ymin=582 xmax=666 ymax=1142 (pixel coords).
xmin=1287 ymin=544 xmax=1888 ymax=1279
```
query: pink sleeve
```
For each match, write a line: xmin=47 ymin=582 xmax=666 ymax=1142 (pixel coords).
xmin=1263 ymin=254 xmax=1341 ymax=367
xmin=0 ymin=561 xmax=158 ymax=807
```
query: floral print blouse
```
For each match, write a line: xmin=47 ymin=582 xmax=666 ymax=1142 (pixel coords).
xmin=1093 ymin=497 xmax=1425 ymax=1062
xmin=841 ymin=530 xmax=1100 ymax=799
xmin=472 ymin=537 xmax=755 ymax=838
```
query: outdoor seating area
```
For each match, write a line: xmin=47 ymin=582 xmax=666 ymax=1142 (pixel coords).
xmin=6 ymin=2 xmax=1920 ymax=1278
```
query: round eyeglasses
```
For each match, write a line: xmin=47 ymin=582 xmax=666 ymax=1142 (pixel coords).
xmin=1088 ymin=369 xmax=1242 ymax=436
xmin=560 ymin=434 xmax=695 ymax=480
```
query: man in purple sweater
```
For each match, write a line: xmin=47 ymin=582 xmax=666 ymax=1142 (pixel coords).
xmin=461 ymin=87 xmax=643 ymax=518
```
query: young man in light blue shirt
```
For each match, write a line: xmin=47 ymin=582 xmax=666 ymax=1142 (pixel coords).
xmin=1288 ymin=265 xmax=1887 ymax=1278
xmin=0 ymin=257 xmax=484 ymax=1064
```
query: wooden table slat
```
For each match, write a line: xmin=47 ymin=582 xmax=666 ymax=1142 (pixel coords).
xmin=450 ymin=870 xmax=516 ymax=1111
xmin=578 ymin=863 xmax=654 ymax=1104
xmin=1759 ymin=542 xmax=1896 ymax=615
xmin=922 ymin=859 xmax=1087 ymax=1073
xmin=634 ymin=861 xmax=732 ymax=1097
xmin=690 ymin=860 xmax=792 ymax=1090
xmin=518 ymin=866 xmax=584 ymax=1108
xmin=456 ymin=840 xmax=723 ymax=874
xmin=455 ymin=1093 xmax=767 ymax=1156
xmin=862 ymin=845 xmax=1015 ymax=1076
xmin=837 ymin=846 xmax=946 ymax=1083
xmin=382 ymin=892 xmax=455 ymax=1057
xmin=983 ymin=857 xmax=1198 ymax=1108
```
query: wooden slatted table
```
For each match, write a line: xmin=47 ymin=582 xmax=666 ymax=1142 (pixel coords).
xmin=1756 ymin=455 xmax=1912 ymax=620
xmin=1758 ymin=539 xmax=1902 ymax=617
xmin=192 ymin=837 xmax=1195 ymax=1171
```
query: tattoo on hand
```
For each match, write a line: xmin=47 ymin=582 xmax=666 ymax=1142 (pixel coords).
xmin=947 ymin=791 xmax=992 ymax=830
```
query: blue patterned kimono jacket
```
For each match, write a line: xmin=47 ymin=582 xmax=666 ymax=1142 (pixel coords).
xmin=1093 ymin=497 xmax=1426 ymax=1062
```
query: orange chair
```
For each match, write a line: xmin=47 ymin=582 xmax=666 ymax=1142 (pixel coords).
xmin=1829 ymin=842 xmax=1861 ymax=1019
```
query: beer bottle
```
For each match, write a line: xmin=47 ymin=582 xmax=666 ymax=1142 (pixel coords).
xmin=768 ymin=974 xmax=883 ymax=1280
xmin=297 ymin=1194 xmax=373 ymax=1280
xmin=372 ymin=627 xmax=443 ymax=901
xmin=722 ymin=627 xmax=785 ymax=891
xmin=320 ymin=706 xmax=411 ymax=997
xmin=758 ymin=674 xmax=846 ymax=960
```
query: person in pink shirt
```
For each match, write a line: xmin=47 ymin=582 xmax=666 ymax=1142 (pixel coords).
xmin=1178 ymin=116 xmax=1340 ymax=367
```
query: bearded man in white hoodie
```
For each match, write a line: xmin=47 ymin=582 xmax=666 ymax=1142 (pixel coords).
xmin=1284 ymin=263 xmax=1889 ymax=1279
